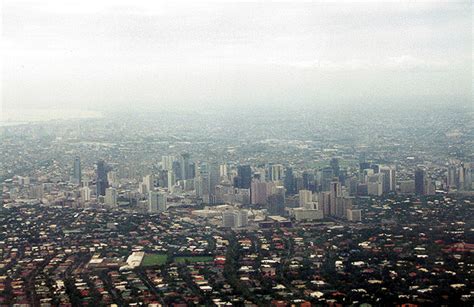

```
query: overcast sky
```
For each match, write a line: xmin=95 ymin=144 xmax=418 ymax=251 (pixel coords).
xmin=1 ymin=0 xmax=472 ymax=112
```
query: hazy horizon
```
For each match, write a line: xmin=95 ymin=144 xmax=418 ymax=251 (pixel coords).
xmin=2 ymin=0 xmax=472 ymax=113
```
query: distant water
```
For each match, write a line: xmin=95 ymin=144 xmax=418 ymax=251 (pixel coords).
xmin=0 ymin=109 xmax=103 ymax=126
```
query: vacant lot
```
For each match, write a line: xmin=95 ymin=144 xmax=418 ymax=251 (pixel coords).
xmin=141 ymin=254 xmax=168 ymax=266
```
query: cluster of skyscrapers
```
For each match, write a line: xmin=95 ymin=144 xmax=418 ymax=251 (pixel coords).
xmin=69 ymin=153 xmax=472 ymax=224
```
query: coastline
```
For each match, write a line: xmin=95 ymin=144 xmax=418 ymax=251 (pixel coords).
xmin=0 ymin=109 xmax=103 ymax=126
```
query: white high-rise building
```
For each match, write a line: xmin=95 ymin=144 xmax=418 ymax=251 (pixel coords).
xmin=29 ymin=184 xmax=44 ymax=199
xmin=251 ymin=181 xmax=269 ymax=205
xmin=219 ymin=163 xmax=228 ymax=179
xmin=367 ymin=174 xmax=384 ymax=196
xmin=107 ymin=171 xmax=118 ymax=188
xmin=222 ymin=211 xmax=237 ymax=227
xmin=237 ymin=210 xmax=248 ymax=227
xmin=399 ymin=180 xmax=415 ymax=193
xmin=293 ymin=208 xmax=324 ymax=221
xmin=161 ymin=155 xmax=176 ymax=171
xmin=105 ymin=187 xmax=117 ymax=206
xmin=18 ymin=176 xmax=30 ymax=186
xmin=167 ymin=171 xmax=175 ymax=193
xmin=222 ymin=210 xmax=249 ymax=228
xmin=73 ymin=156 xmax=81 ymax=185
xmin=140 ymin=175 xmax=154 ymax=194
xmin=299 ymin=189 xmax=313 ymax=207
xmin=347 ymin=209 xmax=362 ymax=222
xmin=195 ymin=176 xmax=204 ymax=197
xmin=199 ymin=163 xmax=211 ymax=198
xmin=81 ymin=186 xmax=91 ymax=202
xmin=271 ymin=164 xmax=284 ymax=181
xmin=361 ymin=169 xmax=374 ymax=183
xmin=379 ymin=166 xmax=396 ymax=193
xmin=139 ymin=183 xmax=147 ymax=194
xmin=149 ymin=191 xmax=167 ymax=213
xmin=196 ymin=162 xmax=220 ymax=203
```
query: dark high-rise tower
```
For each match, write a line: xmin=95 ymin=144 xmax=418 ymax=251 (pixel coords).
xmin=236 ymin=165 xmax=252 ymax=189
xmin=180 ymin=153 xmax=193 ymax=180
xmin=268 ymin=193 xmax=285 ymax=215
xmin=266 ymin=163 xmax=276 ymax=181
xmin=96 ymin=160 xmax=109 ymax=196
xmin=359 ymin=162 xmax=371 ymax=172
xmin=284 ymin=167 xmax=295 ymax=195
xmin=379 ymin=166 xmax=396 ymax=193
xmin=73 ymin=156 xmax=81 ymax=185
xmin=321 ymin=167 xmax=334 ymax=191
xmin=189 ymin=162 xmax=196 ymax=179
xmin=415 ymin=168 xmax=426 ymax=195
xmin=330 ymin=157 xmax=340 ymax=178
xmin=172 ymin=160 xmax=182 ymax=181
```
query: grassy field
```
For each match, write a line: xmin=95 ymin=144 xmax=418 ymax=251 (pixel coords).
xmin=141 ymin=254 xmax=213 ymax=266
xmin=173 ymin=256 xmax=214 ymax=263
xmin=141 ymin=254 xmax=168 ymax=266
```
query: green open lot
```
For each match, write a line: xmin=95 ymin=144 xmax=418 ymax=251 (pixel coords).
xmin=141 ymin=254 xmax=168 ymax=266
xmin=173 ymin=256 xmax=214 ymax=263
xmin=141 ymin=254 xmax=214 ymax=266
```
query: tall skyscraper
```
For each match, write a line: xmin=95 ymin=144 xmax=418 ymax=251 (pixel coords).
xmin=81 ymin=186 xmax=91 ymax=202
xmin=330 ymin=157 xmax=340 ymax=178
xmin=73 ymin=156 xmax=81 ymax=185
xmin=198 ymin=162 xmax=211 ymax=201
xmin=302 ymin=171 xmax=316 ymax=192
xmin=180 ymin=153 xmax=193 ymax=180
xmin=270 ymin=164 xmax=283 ymax=181
xmin=251 ymin=180 xmax=275 ymax=205
xmin=167 ymin=170 xmax=175 ymax=193
xmin=172 ymin=160 xmax=182 ymax=181
xmin=367 ymin=173 xmax=384 ymax=196
xmin=447 ymin=164 xmax=458 ymax=190
xmin=359 ymin=161 xmax=371 ymax=173
xmin=220 ymin=163 xmax=228 ymax=179
xmin=140 ymin=175 xmax=154 ymax=194
xmin=107 ymin=171 xmax=118 ymax=188
xmin=329 ymin=180 xmax=342 ymax=216
xmin=222 ymin=211 xmax=238 ymax=228
xmin=462 ymin=162 xmax=472 ymax=190
xmin=161 ymin=155 xmax=176 ymax=171
xmin=415 ymin=168 xmax=426 ymax=195
xmin=29 ymin=184 xmax=44 ymax=200
xmin=447 ymin=162 xmax=473 ymax=191
xmin=149 ymin=191 xmax=167 ymax=213
xmin=268 ymin=193 xmax=285 ymax=215
xmin=222 ymin=210 xmax=249 ymax=228
xmin=321 ymin=167 xmax=334 ymax=191
xmin=209 ymin=163 xmax=220 ymax=198
xmin=236 ymin=165 xmax=252 ymax=189
xmin=283 ymin=167 xmax=295 ymax=195
xmin=379 ymin=165 xmax=396 ymax=193
xmin=196 ymin=162 xmax=220 ymax=203
xmin=237 ymin=210 xmax=249 ymax=227
xmin=105 ymin=187 xmax=117 ymax=206
xmin=299 ymin=189 xmax=313 ymax=208
xmin=318 ymin=191 xmax=331 ymax=217
xmin=189 ymin=162 xmax=196 ymax=179
xmin=96 ymin=160 xmax=109 ymax=196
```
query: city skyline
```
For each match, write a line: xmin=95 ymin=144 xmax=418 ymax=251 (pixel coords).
xmin=1 ymin=108 xmax=472 ymax=304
